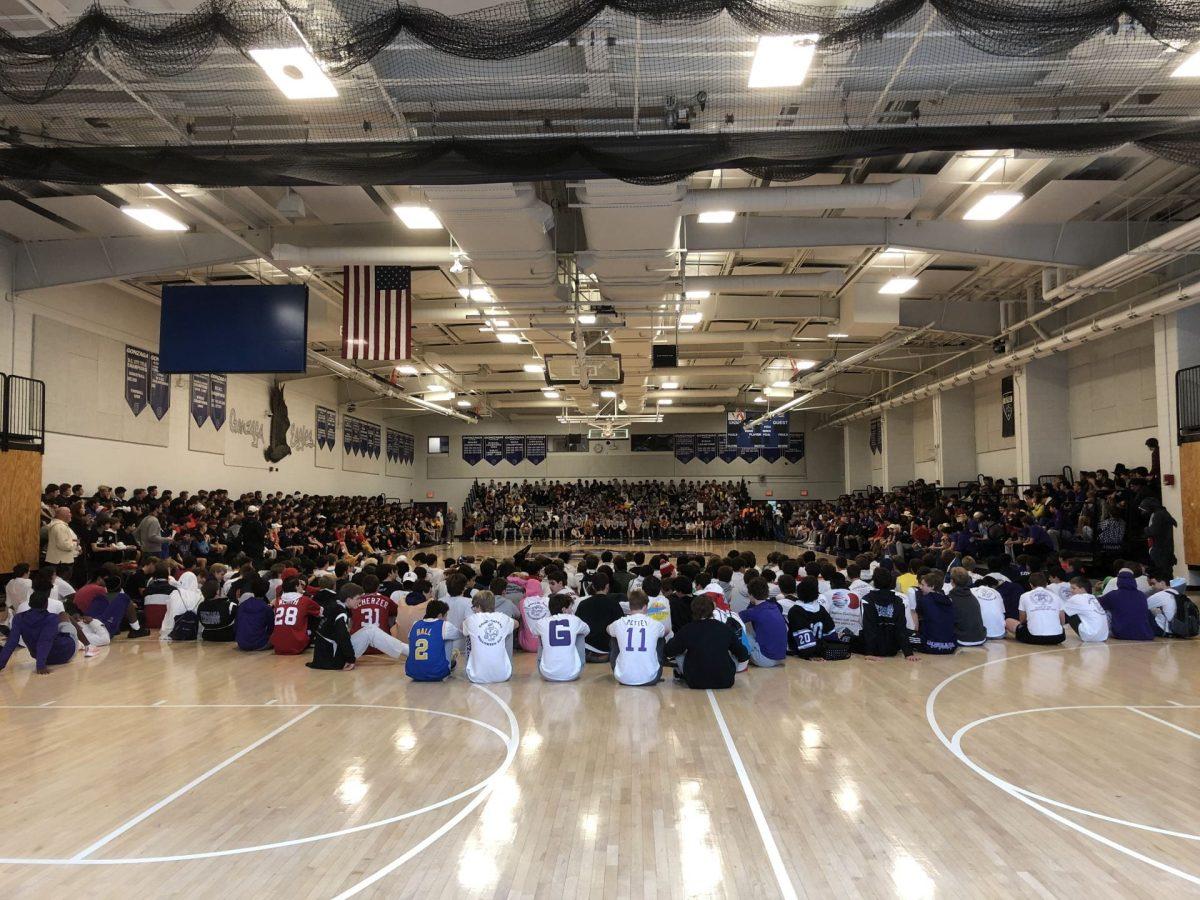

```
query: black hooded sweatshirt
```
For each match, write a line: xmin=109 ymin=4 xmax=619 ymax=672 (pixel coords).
xmin=306 ymin=589 xmax=355 ymax=670
xmin=851 ymin=588 xmax=913 ymax=657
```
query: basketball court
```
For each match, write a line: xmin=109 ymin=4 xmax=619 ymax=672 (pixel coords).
xmin=1 ymin=542 xmax=1196 ymax=899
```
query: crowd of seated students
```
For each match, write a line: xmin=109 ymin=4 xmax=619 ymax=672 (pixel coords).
xmin=5 ymin=533 xmax=1191 ymax=680
xmin=784 ymin=461 xmax=1175 ymax=578
xmin=460 ymin=478 xmax=785 ymax=542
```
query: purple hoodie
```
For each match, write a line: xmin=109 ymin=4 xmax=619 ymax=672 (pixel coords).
xmin=1100 ymin=572 xmax=1154 ymax=641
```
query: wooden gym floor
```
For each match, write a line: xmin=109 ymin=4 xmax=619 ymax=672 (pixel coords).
xmin=1 ymin=541 xmax=1198 ymax=899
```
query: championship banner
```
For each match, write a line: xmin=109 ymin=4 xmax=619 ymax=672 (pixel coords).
xmin=483 ymin=435 xmax=504 ymax=466
xmin=344 ymin=416 xmax=358 ymax=455
xmin=869 ymin=417 xmax=882 ymax=454
xmin=462 ymin=435 xmax=483 ymax=465
xmin=366 ymin=421 xmax=381 ymax=458
xmin=400 ymin=432 xmax=414 ymax=464
xmin=504 ymin=435 xmax=525 ymax=465
xmin=718 ymin=434 xmax=738 ymax=464
xmin=209 ymin=375 xmax=227 ymax=430
xmin=525 ymin=434 xmax=547 ymax=465
xmin=785 ymin=432 xmax=805 ymax=463
xmin=124 ymin=345 xmax=150 ymax=416
xmin=675 ymin=433 xmax=695 ymax=464
xmin=315 ymin=406 xmax=335 ymax=449
xmin=189 ymin=374 xmax=210 ymax=427
xmin=760 ymin=445 xmax=781 ymax=463
xmin=386 ymin=428 xmax=400 ymax=463
xmin=739 ymin=443 xmax=760 ymax=463
xmin=696 ymin=433 xmax=718 ymax=463
xmin=148 ymin=351 xmax=171 ymax=421
xmin=1001 ymin=375 xmax=1015 ymax=438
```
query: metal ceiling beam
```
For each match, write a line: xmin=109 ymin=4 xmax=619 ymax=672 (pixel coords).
xmin=687 ymin=218 xmax=1172 ymax=268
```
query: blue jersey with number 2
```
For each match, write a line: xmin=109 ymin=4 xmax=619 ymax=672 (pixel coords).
xmin=406 ymin=620 xmax=450 ymax=681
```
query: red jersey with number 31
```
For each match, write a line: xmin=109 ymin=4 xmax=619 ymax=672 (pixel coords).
xmin=269 ymin=593 xmax=321 ymax=655
xmin=351 ymin=592 xmax=398 ymax=632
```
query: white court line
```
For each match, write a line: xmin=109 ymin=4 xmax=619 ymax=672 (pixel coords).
xmin=1168 ymin=700 xmax=1184 ymax=707
xmin=37 ymin=701 xmax=56 ymax=707
xmin=926 ymin=645 xmax=1200 ymax=888
xmin=152 ymin=700 xmax=166 ymax=707
xmin=706 ymin=690 xmax=799 ymax=900
xmin=70 ymin=705 xmax=319 ymax=861
xmin=330 ymin=685 xmax=520 ymax=900
xmin=264 ymin=699 xmax=278 ymax=705
xmin=1128 ymin=707 xmax=1200 ymax=741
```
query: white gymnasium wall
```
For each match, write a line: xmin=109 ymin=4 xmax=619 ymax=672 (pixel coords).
xmin=410 ymin=411 xmax=843 ymax=514
xmin=1067 ymin=325 xmax=1157 ymax=472
xmin=7 ymin=282 xmax=414 ymax=498
xmin=912 ymin=398 xmax=937 ymax=483
xmin=974 ymin=375 xmax=1017 ymax=478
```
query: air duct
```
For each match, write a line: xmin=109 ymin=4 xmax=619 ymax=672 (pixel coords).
xmin=684 ymin=272 xmax=844 ymax=293
xmin=306 ymin=351 xmax=476 ymax=421
xmin=682 ymin=178 xmax=924 ymax=215
xmin=273 ymin=245 xmax=452 ymax=264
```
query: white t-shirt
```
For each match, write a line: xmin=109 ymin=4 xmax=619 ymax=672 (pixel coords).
xmin=607 ymin=613 xmax=666 ymax=685
xmin=645 ymin=594 xmax=673 ymax=639
xmin=849 ymin=578 xmax=872 ymax=599
xmin=1146 ymin=589 xmax=1179 ymax=635
xmin=1019 ymin=587 xmax=1064 ymax=636
xmin=51 ymin=577 xmax=75 ymax=604
xmin=463 ymin=612 xmax=516 ymax=683
xmin=902 ymin=588 xmax=919 ymax=631
xmin=827 ymin=588 xmax=862 ymax=635
xmin=16 ymin=596 xmax=65 ymax=616
xmin=1048 ymin=581 xmax=1073 ymax=604
xmin=534 ymin=613 xmax=590 ymax=681
xmin=970 ymin=585 xmax=1007 ymax=639
xmin=445 ymin=595 xmax=474 ymax=634
xmin=1062 ymin=593 xmax=1109 ymax=642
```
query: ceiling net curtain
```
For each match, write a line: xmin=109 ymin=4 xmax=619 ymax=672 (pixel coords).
xmin=0 ymin=0 xmax=1199 ymax=184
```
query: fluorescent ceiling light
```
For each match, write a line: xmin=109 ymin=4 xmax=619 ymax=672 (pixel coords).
xmin=392 ymin=205 xmax=443 ymax=229
xmin=456 ymin=399 xmax=472 ymax=408
xmin=523 ymin=363 xmax=544 ymax=373
xmin=121 ymin=206 xmax=188 ymax=232
xmin=794 ymin=359 xmax=817 ymax=371
xmin=975 ymin=158 xmax=1006 ymax=182
xmin=679 ymin=312 xmax=703 ymax=325
xmin=424 ymin=391 xmax=455 ymax=402
xmin=542 ymin=390 xmax=560 ymax=399
xmin=879 ymin=276 xmax=919 ymax=295
xmin=458 ymin=286 xmax=491 ymax=302
xmin=661 ymin=380 xmax=679 ymax=390
xmin=753 ymin=395 xmax=767 ymax=403
xmin=490 ymin=319 xmax=510 ymax=328
xmin=771 ymin=380 xmax=792 ymax=388
xmin=764 ymin=387 xmax=793 ymax=398
xmin=577 ymin=314 xmax=597 ymax=325
xmin=963 ymin=191 xmax=1023 ymax=221
xmin=395 ymin=365 xmax=418 ymax=376
xmin=600 ymin=390 xmax=617 ymax=398
xmin=496 ymin=332 xmax=522 ymax=344
xmin=657 ymin=398 xmax=673 ymax=405
xmin=684 ymin=289 xmax=711 ymax=299
xmin=748 ymin=34 xmax=819 ymax=89
xmin=424 ymin=383 xmax=442 ymax=392
xmin=697 ymin=210 xmax=736 ymax=224
xmin=248 ymin=47 xmax=338 ymax=100
xmin=827 ymin=332 xmax=849 ymax=339
xmin=1171 ymin=48 xmax=1200 ymax=77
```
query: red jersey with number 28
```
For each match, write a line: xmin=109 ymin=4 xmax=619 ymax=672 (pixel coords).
xmin=269 ymin=593 xmax=321 ymax=655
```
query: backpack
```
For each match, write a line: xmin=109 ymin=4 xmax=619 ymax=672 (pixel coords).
xmin=169 ymin=608 xmax=199 ymax=641
xmin=1169 ymin=591 xmax=1200 ymax=638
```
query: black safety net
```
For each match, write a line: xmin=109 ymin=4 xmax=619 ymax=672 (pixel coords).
xmin=0 ymin=0 xmax=1198 ymax=185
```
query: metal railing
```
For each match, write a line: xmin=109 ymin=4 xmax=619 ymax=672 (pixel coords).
xmin=1177 ymin=364 xmax=1200 ymax=442
xmin=1 ymin=373 xmax=45 ymax=453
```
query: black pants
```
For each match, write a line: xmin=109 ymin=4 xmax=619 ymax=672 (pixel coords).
xmin=1014 ymin=623 xmax=1065 ymax=645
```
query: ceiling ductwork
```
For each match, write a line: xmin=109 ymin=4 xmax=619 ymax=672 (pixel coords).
xmin=684 ymin=272 xmax=845 ymax=293
xmin=271 ymin=245 xmax=453 ymax=264
xmin=681 ymin=177 xmax=925 ymax=216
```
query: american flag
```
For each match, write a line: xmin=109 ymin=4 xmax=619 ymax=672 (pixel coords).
xmin=341 ymin=265 xmax=412 ymax=360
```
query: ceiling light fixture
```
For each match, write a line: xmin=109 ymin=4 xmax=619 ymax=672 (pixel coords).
xmin=393 ymin=205 xmax=443 ymax=229
xmin=975 ymin=158 xmax=1006 ymax=182
xmin=456 ymin=399 xmax=472 ymax=408
xmin=794 ymin=359 xmax=817 ymax=371
xmin=684 ymin=289 xmax=711 ymax=299
xmin=600 ymin=390 xmax=617 ymax=398
xmin=879 ymin=276 xmax=919 ymax=295
xmin=657 ymin=397 xmax=673 ymax=405
xmin=1171 ymin=48 xmax=1200 ymax=77
xmin=496 ymin=332 xmax=523 ymax=344
xmin=457 ymin=286 xmax=492 ymax=302
xmin=121 ymin=206 xmax=188 ymax=232
xmin=577 ymin=313 xmax=597 ymax=325
xmin=748 ymin=34 xmax=820 ymax=89
xmin=395 ymin=365 xmax=418 ymax=376
xmin=449 ymin=256 xmax=465 ymax=274
xmin=679 ymin=312 xmax=703 ymax=325
xmin=771 ymin=380 xmax=792 ymax=388
xmin=697 ymin=210 xmax=736 ymax=224
xmin=542 ymin=390 xmax=560 ymax=399
xmin=248 ymin=47 xmax=338 ymax=100
xmin=827 ymin=332 xmax=849 ymax=339
xmin=523 ymin=363 xmax=544 ymax=373
xmin=491 ymin=319 xmax=510 ymax=328
xmin=424 ymin=391 xmax=455 ymax=402
xmin=661 ymin=380 xmax=679 ymax=390
xmin=753 ymin=395 xmax=767 ymax=403
xmin=963 ymin=191 xmax=1023 ymax=221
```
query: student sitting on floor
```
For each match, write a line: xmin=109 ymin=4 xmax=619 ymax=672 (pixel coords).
xmin=947 ymin=567 xmax=988 ymax=647
xmin=235 ymin=577 xmax=275 ymax=651
xmin=1145 ymin=571 xmax=1181 ymax=637
xmin=739 ymin=577 xmax=788 ymax=668
xmin=0 ymin=592 xmax=77 ymax=674
xmin=575 ymin=570 xmax=624 ymax=663
xmin=607 ymin=589 xmax=666 ymax=686
xmin=534 ymin=593 xmax=589 ymax=682
xmin=198 ymin=578 xmax=237 ymax=642
xmin=913 ymin=570 xmax=956 ymax=655
xmin=406 ymin=599 xmax=462 ymax=682
xmin=851 ymin=569 xmax=917 ymax=661
xmin=1100 ymin=568 xmax=1155 ymax=641
xmin=665 ymin=595 xmax=750 ymax=689
xmin=1062 ymin=576 xmax=1109 ymax=642
xmin=463 ymin=591 xmax=517 ymax=684
xmin=1007 ymin=572 xmax=1066 ymax=645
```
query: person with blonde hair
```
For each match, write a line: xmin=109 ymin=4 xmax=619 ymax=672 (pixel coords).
xmin=463 ymin=591 xmax=516 ymax=683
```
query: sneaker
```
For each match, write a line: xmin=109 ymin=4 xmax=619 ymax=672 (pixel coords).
xmin=126 ymin=628 xmax=152 ymax=639
xmin=673 ymin=669 xmax=687 ymax=683
xmin=84 ymin=645 xmax=101 ymax=658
